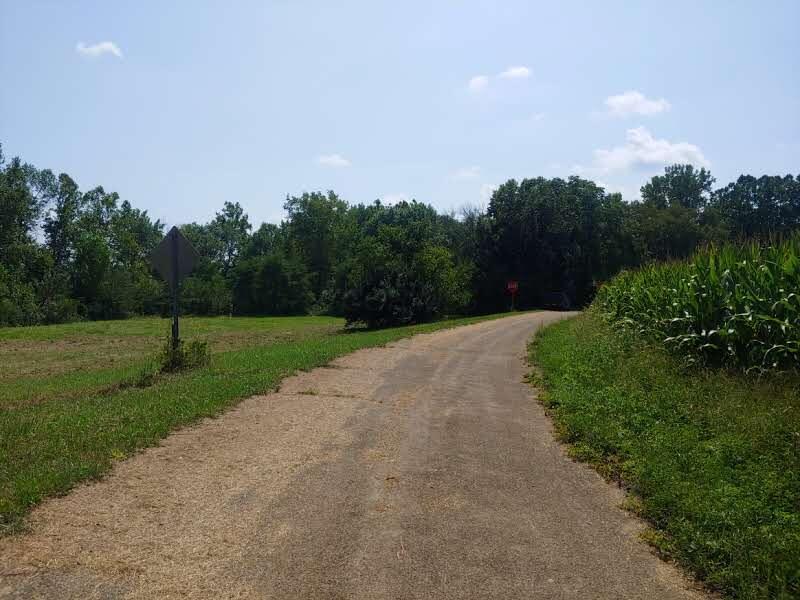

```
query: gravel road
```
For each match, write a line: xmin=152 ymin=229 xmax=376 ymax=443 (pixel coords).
xmin=0 ymin=311 xmax=704 ymax=599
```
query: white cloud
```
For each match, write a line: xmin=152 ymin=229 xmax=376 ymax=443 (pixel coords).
xmin=596 ymin=181 xmax=641 ymax=200
xmin=381 ymin=193 xmax=409 ymax=205
xmin=451 ymin=166 xmax=481 ymax=180
xmin=593 ymin=126 xmax=709 ymax=172
xmin=480 ymin=183 xmax=498 ymax=202
xmin=498 ymin=65 xmax=530 ymax=79
xmin=604 ymin=90 xmax=670 ymax=117
xmin=76 ymin=41 xmax=123 ymax=58
xmin=468 ymin=75 xmax=489 ymax=92
xmin=467 ymin=66 xmax=531 ymax=93
xmin=316 ymin=153 xmax=351 ymax=168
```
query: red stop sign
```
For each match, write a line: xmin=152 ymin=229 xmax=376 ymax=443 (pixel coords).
xmin=507 ymin=280 xmax=519 ymax=294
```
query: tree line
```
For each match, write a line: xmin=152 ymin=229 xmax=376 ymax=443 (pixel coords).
xmin=1 ymin=144 xmax=798 ymax=327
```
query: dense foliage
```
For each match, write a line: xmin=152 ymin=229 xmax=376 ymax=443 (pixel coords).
xmin=0 ymin=148 xmax=164 ymax=325
xmin=597 ymin=235 xmax=800 ymax=372
xmin=2 ymin=142 xmax=799 ymax=327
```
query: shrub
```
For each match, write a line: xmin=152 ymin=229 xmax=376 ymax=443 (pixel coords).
xmin=158 ymin=334 xmax=210 ymax=373
xmin=343 ymin=268 xmax=437 ymax=328
xmin=341 ymin=238 xmax=471 ymax=328
xmin=0 ymin=265 xmax=41 ymax=326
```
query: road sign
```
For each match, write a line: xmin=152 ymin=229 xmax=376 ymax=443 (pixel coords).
xmin=150 ymin=226 xmax=200 ymax=289
xmin=507 ymin=280 xmax=519 ymax=311
xmin=150 ymin=227 xmax=200 ymax=350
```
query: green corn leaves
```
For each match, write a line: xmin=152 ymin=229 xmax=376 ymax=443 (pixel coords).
xmin=596 ymin=234 xmax=800 ymax=373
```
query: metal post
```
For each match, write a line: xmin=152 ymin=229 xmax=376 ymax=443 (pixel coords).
xmin=171 ymin=230 xmax=179 ymax=351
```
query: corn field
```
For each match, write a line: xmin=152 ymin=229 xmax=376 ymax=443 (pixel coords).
xmin=595 ymin=234 xmax=800 ymax=372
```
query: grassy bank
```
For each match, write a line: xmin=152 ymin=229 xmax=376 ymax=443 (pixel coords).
xmin=1 ymin=312 xmax=510 ymax=534
xmin=531 ymin=311 xmax=799 ymax=599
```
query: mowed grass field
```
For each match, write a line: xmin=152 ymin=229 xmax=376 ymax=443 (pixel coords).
xmin=0 ymin=316 xmax=342 ymax=410
xmin=531 ymin=312 xmax=800 ymax=599
xmin=1 ymin=312 xmax=511 ymax=534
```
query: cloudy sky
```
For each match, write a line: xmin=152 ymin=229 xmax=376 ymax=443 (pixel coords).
xmin=1 ymin=1 xmax=798 ymax=227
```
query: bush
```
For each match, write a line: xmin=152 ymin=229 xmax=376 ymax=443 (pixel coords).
xmin=415 ymin=245 xmax=473 ymax=315
xmin=343 ymin=268 xmax=437 ymax=328
xmin=0 ymin=265 xmax=41 ymax=326
xmin=41 ymin=296 xmax=81 ymax=325
xmin=340 ymin=237 xmax=471 ymax=328
xmin=158 ymin=334 xmax=210 ymax=373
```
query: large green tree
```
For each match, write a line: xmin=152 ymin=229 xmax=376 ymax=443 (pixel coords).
xmin=339 ymin=200 xmax=472 ymax=327
xmin=633 ymin=164 xmax=716 ymax=260
xmin=210 ymin=201 xmax=251 ymax=275
xmin=283 ymin=191 xmax=348 ymax=300
xmin=710 ymin=174 xmax=800 ymax=238
xmin=0 ymin=149 xmax=48 ymax=325
xmin=2 ymin=145 xmax=798 ymax=328
xmin=640 ymin=164 xmax=715 ymax=210
xmin=473 ymin=176 xmax=616 ymax=310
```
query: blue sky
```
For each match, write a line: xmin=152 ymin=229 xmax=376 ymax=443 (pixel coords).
xmin=1 ymin=1 xmax=798 ymax=228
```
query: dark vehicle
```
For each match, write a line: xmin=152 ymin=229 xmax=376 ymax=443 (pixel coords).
xmin=540 ymin=292 xmax=572 ymax=310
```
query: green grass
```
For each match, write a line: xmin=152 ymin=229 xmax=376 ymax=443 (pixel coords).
xmin=0 ymin=315 xmax=342 ymax=409
xmin=0 ymin=312 xmax=512 ymax=534
xmin=531 ymin=311 xmax=800 ymax=599
xmin=0 ymin=315 xmax=341 ymax=379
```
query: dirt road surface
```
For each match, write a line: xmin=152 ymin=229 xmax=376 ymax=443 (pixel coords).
xmin=0 ymin=311 xmax=704 ymax=599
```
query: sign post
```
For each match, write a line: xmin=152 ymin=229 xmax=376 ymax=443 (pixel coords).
xmin=150 ymin=226 xmax=200 ymax=350
xmin=506 ymin=280 xmax=519 ymax=311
